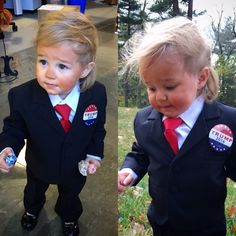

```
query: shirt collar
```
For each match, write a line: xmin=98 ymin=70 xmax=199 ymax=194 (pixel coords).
xmin=162 ymin=96 xmax=204 ymax=129
xmin=49 ymin=82 xmax=80 ymax=112
xmin=179 ymin=96 xmax=204 ymax=129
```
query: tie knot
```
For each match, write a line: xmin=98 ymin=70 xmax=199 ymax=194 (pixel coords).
xmin=54 ymin=104 xmax=71 ymax=121
xmin=163 ymin=117 xmax=183 ymax=130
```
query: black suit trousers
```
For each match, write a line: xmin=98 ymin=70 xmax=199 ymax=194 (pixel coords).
xmin=24 ymin=167 xmax=86 ymax=222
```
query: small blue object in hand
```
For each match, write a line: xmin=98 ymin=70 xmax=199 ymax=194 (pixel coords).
xmin=5 ymin=154 xmax=17 ymax=166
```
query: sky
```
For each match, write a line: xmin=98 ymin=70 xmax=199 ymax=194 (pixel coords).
xmin=193 ymin=0 xmax=236 ymax=29
xmin=194 ymin=0 xmax=236 ymax=17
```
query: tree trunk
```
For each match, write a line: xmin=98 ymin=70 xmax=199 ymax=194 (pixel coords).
xmin=173 ymin=0 xmax=180 ymax=16
xmin=187 ymin=0 xmax=193 ymax=20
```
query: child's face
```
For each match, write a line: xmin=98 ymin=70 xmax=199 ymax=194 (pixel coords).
xmin=140 ymin=55 xmax=207 ymax=117
xmin=36 ymin=42 xmax=90 ymax=99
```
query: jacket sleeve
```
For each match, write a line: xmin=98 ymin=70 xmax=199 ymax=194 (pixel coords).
xmin=120 ymin=113 xmax=149 ymax=185
xmin=86 ymin=83 xmax=107 ymax=159
xmin=0 ymin=88 xmax=26 ymax=155
xmin=225 ymin=140 xmax=236 ymax=181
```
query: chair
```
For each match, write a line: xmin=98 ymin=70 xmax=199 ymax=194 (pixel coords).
xmin=67 ymin=0 xmax=86 ymax=14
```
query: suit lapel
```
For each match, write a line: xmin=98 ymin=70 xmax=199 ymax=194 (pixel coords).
xmin=147 ymin=109 xmax=174 ymax=158
xmin=147 ymin=102 xmax=221 ymax=160
xmin=31 ymin=81 xmax=64 ymax=134
xmin=31 ymin=81 xmax=93 ymax=136
xmin=67 ymin=89 xmax=92 ymax=137
xmin=178 ymin=102 xmax=220 ymax=157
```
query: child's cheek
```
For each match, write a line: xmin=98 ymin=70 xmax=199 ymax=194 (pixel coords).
xmin=148 ymin=94 xmax=158 ymax=110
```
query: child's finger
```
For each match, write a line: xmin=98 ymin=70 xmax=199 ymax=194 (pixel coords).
xmin=0 ymin=147 xmax=14 ymax=157
xmin=0 ymin=148 xmax=16 ymax=173
xmin=123 ymin=173 xmax=134 ymax=186
xmin=93 ymin=161 xmax=101 ymax=169
xmin=118 ymin=172 xmax=127 ymax=192
xmin=0 ymin=163 xmax=12 ymax=173
xmin=88 ymin=164 xmax=97 ymax=175
xmin=0 ymin=167 xmax=10 ymax=173
xmin=118 ymin=182 xmax=124 ymax=193
xmin=86 ymin=158 xmax=101 ymax=169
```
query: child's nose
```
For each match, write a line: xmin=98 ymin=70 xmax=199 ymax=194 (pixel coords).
xmin=45 ymin=66 xmax=55 ymax=79
xmin=155 ymin=90 xmax=166 ymax=101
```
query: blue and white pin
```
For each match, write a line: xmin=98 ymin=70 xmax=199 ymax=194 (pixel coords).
xmin=83 ymin=104 xmax=98 ymax=126
xmin=209 ymin=124 xmax=233 ymax=152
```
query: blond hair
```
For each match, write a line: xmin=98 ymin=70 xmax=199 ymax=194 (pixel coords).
xmin=129 ymin=16 xmax=219 ymax=102
xmin=35 ymin=10 xmax=98 ymax=92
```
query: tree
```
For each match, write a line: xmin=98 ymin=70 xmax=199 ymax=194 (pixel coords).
xmin=211 ymin=11 xmax=236 ymax=59
xmin=118 ymin=0 xmax=144 ymax=48
xmin=216 ymin=55 xmax=236 ymax=106
xmin=118 ymin=0 xmax=149 ymax=107
xmin=211 ymin=11 xmax=236 ymax=106
xmin=149 ymin=0 xmax=204 ymax=20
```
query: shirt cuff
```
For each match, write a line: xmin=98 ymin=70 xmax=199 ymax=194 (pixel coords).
xmin=86 ymin=154 xmax=101 ymax=161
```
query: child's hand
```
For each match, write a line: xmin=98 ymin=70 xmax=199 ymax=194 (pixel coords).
xmin=85 ymin=157 xmax=101 ymax=175
xmin=0 ymin=147 xmax=15 ymax=173
xmin=118 ymin=169 xmax=134 ymax=193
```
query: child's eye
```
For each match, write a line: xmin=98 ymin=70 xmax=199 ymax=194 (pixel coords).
xmin=58 ymin=64 xmax=68 ymax=70
xmin=165 ymin=85 xmax=176 ymax=91
xmin=148 ymin=87 xmax=156 ymax=92
xmin=39 ymin=59 xmax=47 ymax=65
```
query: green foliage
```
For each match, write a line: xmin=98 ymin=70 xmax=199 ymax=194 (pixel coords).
xmin=211 ymin=15 xmax=236 ymax=106
xmin=216 ymin=55 xmax=236 ymax=106
xmin=212 ymin=16 xmax=236 ymax=58
xmin=148 ymin=0 xmax=206 ymax=20
xmin=118 ymin=72 xmax=148 ymax=108
xmin=226 ymin=179 xmax=236 ymax=235
xmin=119 ymin=180 xmax=152 ymax=236
xmin=118 ymin=0 xmax=147 ymax=48
xmin=118 ymin=0 xmax=150 ymax=107
xmin=149 ymin=0 xmax=172 ymax=14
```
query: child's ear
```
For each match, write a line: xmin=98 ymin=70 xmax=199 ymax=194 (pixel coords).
xmin=80 ymin=62 xmax=95 ymax=78
xmin=197 ymin=67 xmax=209 ymax=89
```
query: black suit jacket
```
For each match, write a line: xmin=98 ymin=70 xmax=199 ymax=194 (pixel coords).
xmin=0 ymin=79 xmax=107 ymax=184
xmin=122 ymin=101 xmax=236 ymax=231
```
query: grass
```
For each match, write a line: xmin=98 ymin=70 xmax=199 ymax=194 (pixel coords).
xmin=118 ymin=107 xmax=152 ymax=235
xmin=118 ymin=107 xmax=138 ymax=164
xmin=118 ymin=106 xmax=236 ymax=235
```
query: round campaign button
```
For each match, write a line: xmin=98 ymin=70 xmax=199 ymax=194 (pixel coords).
xmin=83 ymin=104 xmax=98 ymax=126
xmin=209 ymin=124 xmax=233 ymax=152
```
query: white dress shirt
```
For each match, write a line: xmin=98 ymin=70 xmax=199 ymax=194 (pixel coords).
xmin=49 ymin=83 xmax=80 ymax=123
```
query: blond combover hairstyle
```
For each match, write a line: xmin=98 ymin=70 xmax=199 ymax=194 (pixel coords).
xmin=35 ymin=10 xmax=98 ymax=92
xmin=129 ymin=16 xmax=219 ymax=102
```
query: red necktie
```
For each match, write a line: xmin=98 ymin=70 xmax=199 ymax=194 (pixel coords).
xmin=54 ymin=104 xmax=71 ymax=132
xmin=163 ymin=117 xmax=183 ymax=155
